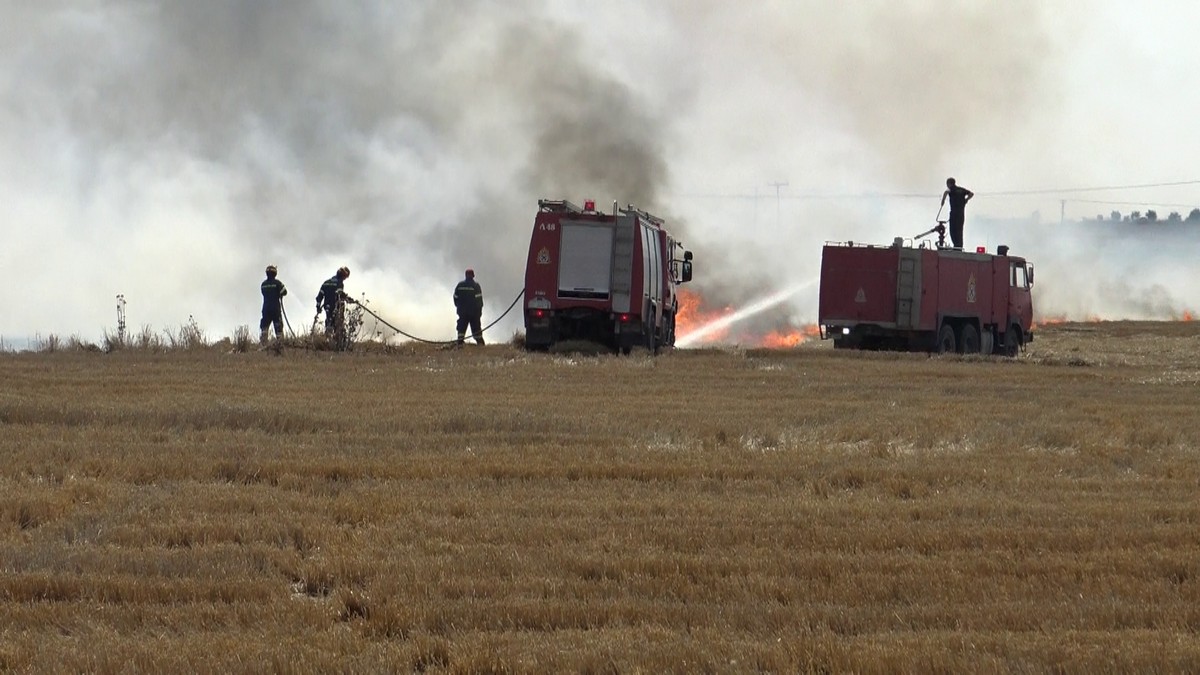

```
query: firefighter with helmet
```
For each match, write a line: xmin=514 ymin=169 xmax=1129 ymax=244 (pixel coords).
xmin=260 ymin=265 xmax=287 ymax=346
xmin=454 ymin=268 xmax=485 ymax=345
xmin=316 ymin=266 xmax=355 ymax=336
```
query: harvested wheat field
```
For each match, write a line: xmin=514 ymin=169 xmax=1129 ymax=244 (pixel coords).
xmin=2 ymin=322 xmax=1200 ymax=673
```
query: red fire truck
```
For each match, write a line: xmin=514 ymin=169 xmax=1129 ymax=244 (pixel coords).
xmin=523 ymin=199 xmax=693 ymax=353
xmin=818 ymin=237 xmax=1034 ymax=355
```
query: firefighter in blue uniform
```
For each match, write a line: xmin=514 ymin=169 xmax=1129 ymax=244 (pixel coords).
xmin=316 ymin=266 xmax=354 ymax=336
xmin=940 ymin=177 xmax=975 ymax=250
xmin=454 ymin=268 xmax=485 ymax=345
xmin=260 ymin=265 xmax=287 ymax=345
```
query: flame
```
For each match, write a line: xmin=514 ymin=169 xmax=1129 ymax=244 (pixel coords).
xmin=1183 ymin=310 xmax=1194 ymax=322
xmin=675 ymin=289 xmax=734 ymax=343
xmin=675 ymin=288 xmax=818 ymax=348
xmin=760 ymin=325 xmax=822 ymax=348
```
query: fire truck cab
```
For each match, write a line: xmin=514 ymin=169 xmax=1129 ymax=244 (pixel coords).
xmin=523 ymin=199 xmax=693 ymax=353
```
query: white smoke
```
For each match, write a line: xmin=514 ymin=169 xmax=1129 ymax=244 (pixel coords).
xmin=1 ymin=2 xmax=1197 ymax=346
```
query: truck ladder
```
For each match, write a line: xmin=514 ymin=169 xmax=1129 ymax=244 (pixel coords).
xmin=896 ymin=248 xmax=922 ymax=329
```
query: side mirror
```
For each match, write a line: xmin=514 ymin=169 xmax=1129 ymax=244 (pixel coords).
xmin=680 ymin=261 xmax=693 ymax=283
xmin=1027 ymin=264 xmax=1034 ymax=286
xmin=684 ymin=250 xmax=693 ymax=261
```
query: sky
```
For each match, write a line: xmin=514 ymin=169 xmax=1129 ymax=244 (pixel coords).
xmin=2 ymin=1 xmax=1198 ymax=347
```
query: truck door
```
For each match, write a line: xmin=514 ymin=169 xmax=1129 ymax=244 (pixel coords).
xmin=1008 ymin=261 xmax=1033 ymax=332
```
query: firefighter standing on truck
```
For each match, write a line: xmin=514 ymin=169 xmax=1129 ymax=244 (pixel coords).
xmin=454 ymin=268 xmax=484 ymax=346
xmin=940 ymin=177 xmax=974 ymax=250
xmin=260 ymin=265 xmax=287 ymax=346
xmin=315 ymin=266 xmax=354 ymax=336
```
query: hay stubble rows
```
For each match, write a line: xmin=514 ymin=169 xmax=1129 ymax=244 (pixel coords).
xmin=2 ymin=323 xmax=1199 ymax=671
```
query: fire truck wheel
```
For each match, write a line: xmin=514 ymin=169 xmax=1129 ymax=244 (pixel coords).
xmin=644 ymin=308 xmax=658 ymax=355
xmin=937 ymin=323 xmax=957 ymax=354
xmin=958 ymin=324 xmax=980 ymax=354
xmin=980 ymin=328 xmax=995 ymax=355
xmin=1003 ymin=325 xmax=1021 ymax=357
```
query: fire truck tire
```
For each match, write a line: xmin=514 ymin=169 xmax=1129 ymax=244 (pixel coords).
xmin=1003 ymin=325 xmax=1021 ymax=357
xmin=980 ymin=327 xmax=995 ymax=355
xmin=645 ymin=309 xmax=658 ymax=355
xmin=958 ymin=324 xmax=980 ymax=354
xmin=937 ymin=323 xmax=957 ymax=354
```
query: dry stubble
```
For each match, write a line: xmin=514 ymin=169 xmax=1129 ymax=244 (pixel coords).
xmin=1 ymin=323 xmax=1199 ymax=672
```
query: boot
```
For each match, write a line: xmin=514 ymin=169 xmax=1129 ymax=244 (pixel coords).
xmin=474 ymin=333 xmax=485 ymax=346
xmin=259 ymin=329 xmax=268 ymax=346
xmin=456 ymin=331 xmax=466 ymax=346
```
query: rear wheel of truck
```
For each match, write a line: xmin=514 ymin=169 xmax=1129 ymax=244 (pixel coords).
xmin=937 ymin=323 xmax=957 ymax=354
xmin=959 ymin=324 xmax=980 ymax=354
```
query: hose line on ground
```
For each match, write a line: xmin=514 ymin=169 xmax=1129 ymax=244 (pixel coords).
xmin=355 ymin=289 xmax=525 ymax=346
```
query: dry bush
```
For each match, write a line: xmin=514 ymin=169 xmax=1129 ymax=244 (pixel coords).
xmin=1 ymin=321 xmax=1199 ymax=671
xmin=231 ymin=325 xmax=253 ymax=353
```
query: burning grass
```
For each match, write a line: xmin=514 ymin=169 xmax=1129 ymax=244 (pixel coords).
xmin=2 ymin=321 xmax=1200 ymax=670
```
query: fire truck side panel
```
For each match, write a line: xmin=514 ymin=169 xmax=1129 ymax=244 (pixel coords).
xmin=610 ymin=213 xmax=636 ymax=314
xmin=656 ymin=229 xmax=678 ymax=345
xmin=917 ymin=249 xmax=938 ymax=332
xmin=933 ymin=251 xmax=995 ymax=324
xmin=991 ymin=258 xmax=1009 ymax=332
xmin=818 ymin=246 xmax=900 ymax=327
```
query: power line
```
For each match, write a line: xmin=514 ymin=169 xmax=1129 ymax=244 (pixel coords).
xmin=1069 ymin=198 xmax=1200 ymax=209
xmin=984 ymin=179 xmax=1200 ymax=196
xmin=677 ymin=178 xmax=1200 ymax=202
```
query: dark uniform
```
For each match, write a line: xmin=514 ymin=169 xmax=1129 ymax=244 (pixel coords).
xmin=260 ymin=267 xmax=287 ymax=344
xmin=941 ymin=178 xmax=974 ymax=250
xmin=316 ymin=267 xmax=352 ymax=334
xmin=454 ymin=269 xmax=484 ymax=345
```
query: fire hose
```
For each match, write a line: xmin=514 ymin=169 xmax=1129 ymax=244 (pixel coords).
xmin=354 ymin=289 xmax=526 ymax=346
xmin=280 ymin=298 xmax=297 ymax=339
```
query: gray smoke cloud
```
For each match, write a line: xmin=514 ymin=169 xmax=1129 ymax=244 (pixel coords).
xmin=1 ymin=2 xmax=1195 ymax=347
xmin=1 ymin=1 xmax=673 ymax=343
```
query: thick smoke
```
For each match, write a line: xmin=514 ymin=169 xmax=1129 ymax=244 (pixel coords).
xmin=0 ymin=1 xmax=670 ymax=343
xmin=1 ymin=2 xmax=1195 ymax=347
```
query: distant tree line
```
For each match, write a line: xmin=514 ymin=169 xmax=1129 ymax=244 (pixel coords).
xmin=1090 ymin=208 xmax=1200 ymax=225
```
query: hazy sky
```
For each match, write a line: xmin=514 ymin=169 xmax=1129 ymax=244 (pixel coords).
xmin=2 ymin=1 xmax=1197 ymax=345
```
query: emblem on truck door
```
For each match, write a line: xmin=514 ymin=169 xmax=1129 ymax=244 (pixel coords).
xmin=967 ymin=273 xmax=977 ymax=303
xmin=537 ymin=247 xmax=551 ymax=265
xmin=855 ymin=287 xmax=866 ymax=303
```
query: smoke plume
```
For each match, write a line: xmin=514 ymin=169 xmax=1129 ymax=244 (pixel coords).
xmin=1 ymin=2 xmax=1195 ymax=347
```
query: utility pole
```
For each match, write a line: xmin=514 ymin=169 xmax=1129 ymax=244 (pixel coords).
xmin=116 ymin=294 xmax=126 ymax=344
xmin=753 ymin=185 xmax=759 ymax=228
xmin=768 ymin=181 xmax=788 ymax=227
xmin=1060 ymin=200 xmax=1066 ymax=226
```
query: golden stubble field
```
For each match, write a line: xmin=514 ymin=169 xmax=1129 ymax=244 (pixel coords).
xmin=2 ymin=322 xmax=1199 ymax=673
